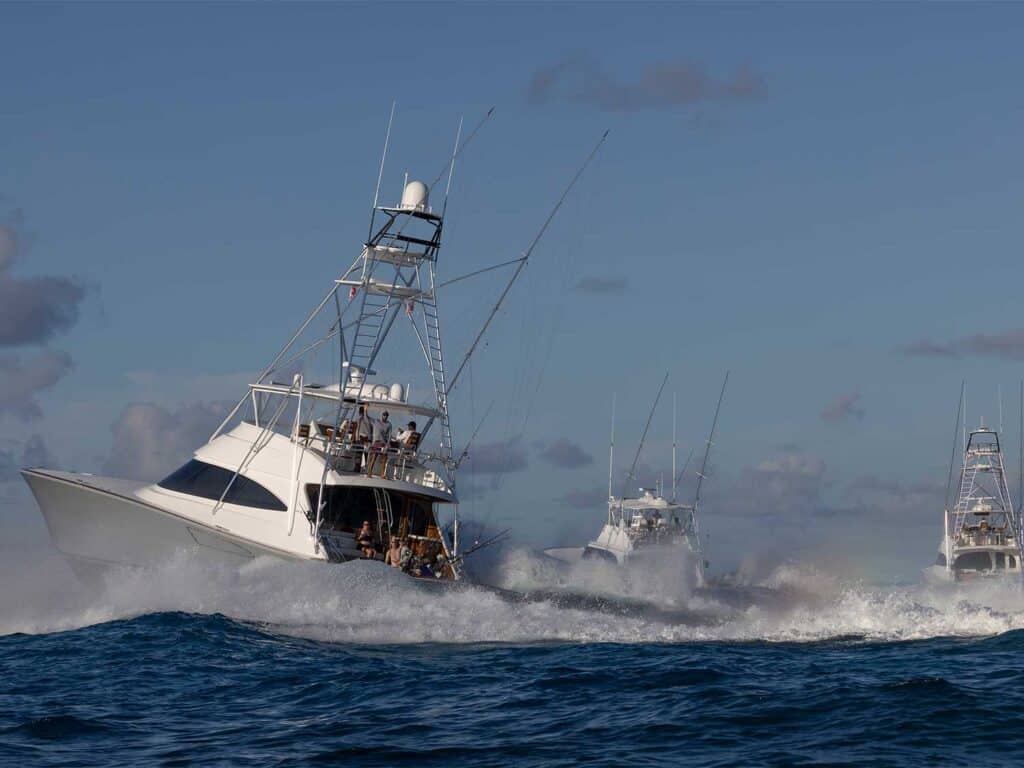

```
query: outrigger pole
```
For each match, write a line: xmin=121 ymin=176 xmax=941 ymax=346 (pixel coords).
xmin=622 ymin=371 xmax=669 ymax=499
xmin=942 ymin=381 xmax=965 ymax=576
xmin=421 ymin=129 xmax=610 ymax=439
xmin=693 ymin=371 xmax=729 ymax=510
xmin=1011 ymin=382 xmax=1019 ymax=532
xmin=943 ymin=381 xmax=966 ymax=514
xmin=607 ymin=393 xmax=617 ymax=502
xmin=672 ymin=447 xmax=695 ymax=503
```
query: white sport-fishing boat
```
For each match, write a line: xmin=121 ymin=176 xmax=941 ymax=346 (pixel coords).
xmin=924 ymin=424 xmax=1023 ymax=583
xmin=544 ymin=373 xmax=727 ymax=589
xmin=23 ymin=115 xmax=607 ymax=583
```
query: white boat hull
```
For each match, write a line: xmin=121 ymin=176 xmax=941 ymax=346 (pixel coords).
xmin=22 ymin=469 xmax=295 ymax=576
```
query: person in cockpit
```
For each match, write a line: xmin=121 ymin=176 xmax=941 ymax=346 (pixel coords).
xmin=356 ymin=520 xmax=378 ymax=558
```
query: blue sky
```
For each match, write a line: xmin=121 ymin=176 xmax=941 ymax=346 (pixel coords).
xmin=3 ymin=2 xmax=1024 ymax=577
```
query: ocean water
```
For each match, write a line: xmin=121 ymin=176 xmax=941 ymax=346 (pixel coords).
xmin=4 ymin=551 xmax=1024 ymax=767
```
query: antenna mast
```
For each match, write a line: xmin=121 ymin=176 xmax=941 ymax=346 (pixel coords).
xmin=442 ymin=116 xmax=463 ymax=219
xmin=367 ymin=101 xmax=396 ymax=244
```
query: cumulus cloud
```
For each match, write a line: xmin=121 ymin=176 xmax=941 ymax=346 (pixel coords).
xmin=0 ymin=434 xmax=53 ymax=482
xmin=462 ymin=437 xmax=528 ymax=475
xmin=528 ymin=56 xmax=765 ymax=112
xmin=821 ymin=392 xmax=865 ymax=423
xmin=707 ymin=451 xmax=833 ymax=521
xmin=0 ymin=351 xmax=73 ymax=421
xmin=104 ymin=401 xmax=228 ymax=481
xmin=540 ymin=437 xmax=594 ymax=469
xmin=899 ymin=330 xmax=1024 ymax=361
xmin=573 ymin=276 xmax=628 ymax=296
xmin=0 ymin=211 xmax=88 ymax=348
xmin=846 ymin=473 xmax=942 ymax=515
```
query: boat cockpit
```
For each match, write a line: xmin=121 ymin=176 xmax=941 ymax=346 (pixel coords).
xmin=307 ymin=484 xmax=453 ymax=579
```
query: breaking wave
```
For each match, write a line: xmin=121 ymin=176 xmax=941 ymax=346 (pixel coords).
xmin=5 ymin=545 xmax=1024 ymax=645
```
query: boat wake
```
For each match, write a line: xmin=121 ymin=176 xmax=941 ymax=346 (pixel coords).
xmin=4 ymin=545 xmax=1024 ymax=644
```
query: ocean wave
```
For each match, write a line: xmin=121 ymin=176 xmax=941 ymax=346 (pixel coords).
xmin=5 ymin=547 xmax=1024 ymax=645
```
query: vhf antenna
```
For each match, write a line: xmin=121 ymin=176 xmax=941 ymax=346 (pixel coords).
xmin=367 ymin=101 xmax=397 ymax=245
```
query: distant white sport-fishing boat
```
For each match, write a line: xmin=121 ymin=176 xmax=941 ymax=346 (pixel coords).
xmin=23 ymin=113 xmax=607 ymax=583
xmin=544 ymin=373 xmax=727 ymax=589
xmin=924 ymin=422 xmax=1023 ymax=583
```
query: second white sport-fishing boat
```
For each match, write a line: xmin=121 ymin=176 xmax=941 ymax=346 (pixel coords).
xmin=23 ymin=114 xmax=607 ymax=583
xmin=544 ymin=374 xmax=727 ymax=589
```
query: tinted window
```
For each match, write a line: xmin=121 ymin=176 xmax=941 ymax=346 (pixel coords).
xmin=307 ymin=485 xmax=433 ymax=536
xmin=954 ymin=551 xmax=992 ymax=572
xmin=159 ymin=460 xmax=286 ymax=511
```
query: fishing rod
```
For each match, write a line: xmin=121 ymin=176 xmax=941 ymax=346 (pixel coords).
xmin=448 ymin=528 xmax=511 ymax=567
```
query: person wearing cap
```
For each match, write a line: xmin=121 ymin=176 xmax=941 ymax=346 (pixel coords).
xmin=396 ymin=420 xmax=418 ymax=446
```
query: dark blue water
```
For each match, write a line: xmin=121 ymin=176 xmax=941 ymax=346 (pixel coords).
xmin=4 ymin=554 xmax=1024 ymax=766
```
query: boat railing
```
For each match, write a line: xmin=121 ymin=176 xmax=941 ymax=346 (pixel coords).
xmin=957 ymin=530 xmax=1011 ymax=547
xmin=297 ymin=429 xmax=449 ymax=492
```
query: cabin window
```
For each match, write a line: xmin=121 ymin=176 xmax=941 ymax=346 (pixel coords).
xmin=934 ymin=552 xmax=947 ymax=567
xmin=953 ymin=551 xmax=992 ymax=572
xmin=307 ymin=485 xmax=434 ymax=536
xmin=995 ymin=552 xmax=1006 ymax=569
xmin=1011 ymin=555 xmax=1018 ymax=569
xmin=159 ymin=459 xmax=287 ymax=511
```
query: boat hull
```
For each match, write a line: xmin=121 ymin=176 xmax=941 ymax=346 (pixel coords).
xmin=22 ymin=469 xmax=293 ymax=575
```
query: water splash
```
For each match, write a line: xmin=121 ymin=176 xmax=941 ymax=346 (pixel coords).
xmin=4 ymin=545 xmax=1024 ymax=644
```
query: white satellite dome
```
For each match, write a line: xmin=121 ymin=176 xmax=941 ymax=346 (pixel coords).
xmin=400 ymin=180 xmax=429 ymax=212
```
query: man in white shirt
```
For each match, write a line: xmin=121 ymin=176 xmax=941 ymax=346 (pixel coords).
xmin=396 ymin=420 xmax=418 ymax=446
xmin=367 ymin=411 xmax=392 ymax=476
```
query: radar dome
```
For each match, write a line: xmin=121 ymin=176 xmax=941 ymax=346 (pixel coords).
xmin=400 ymin=180 xmax=429 ymax=212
